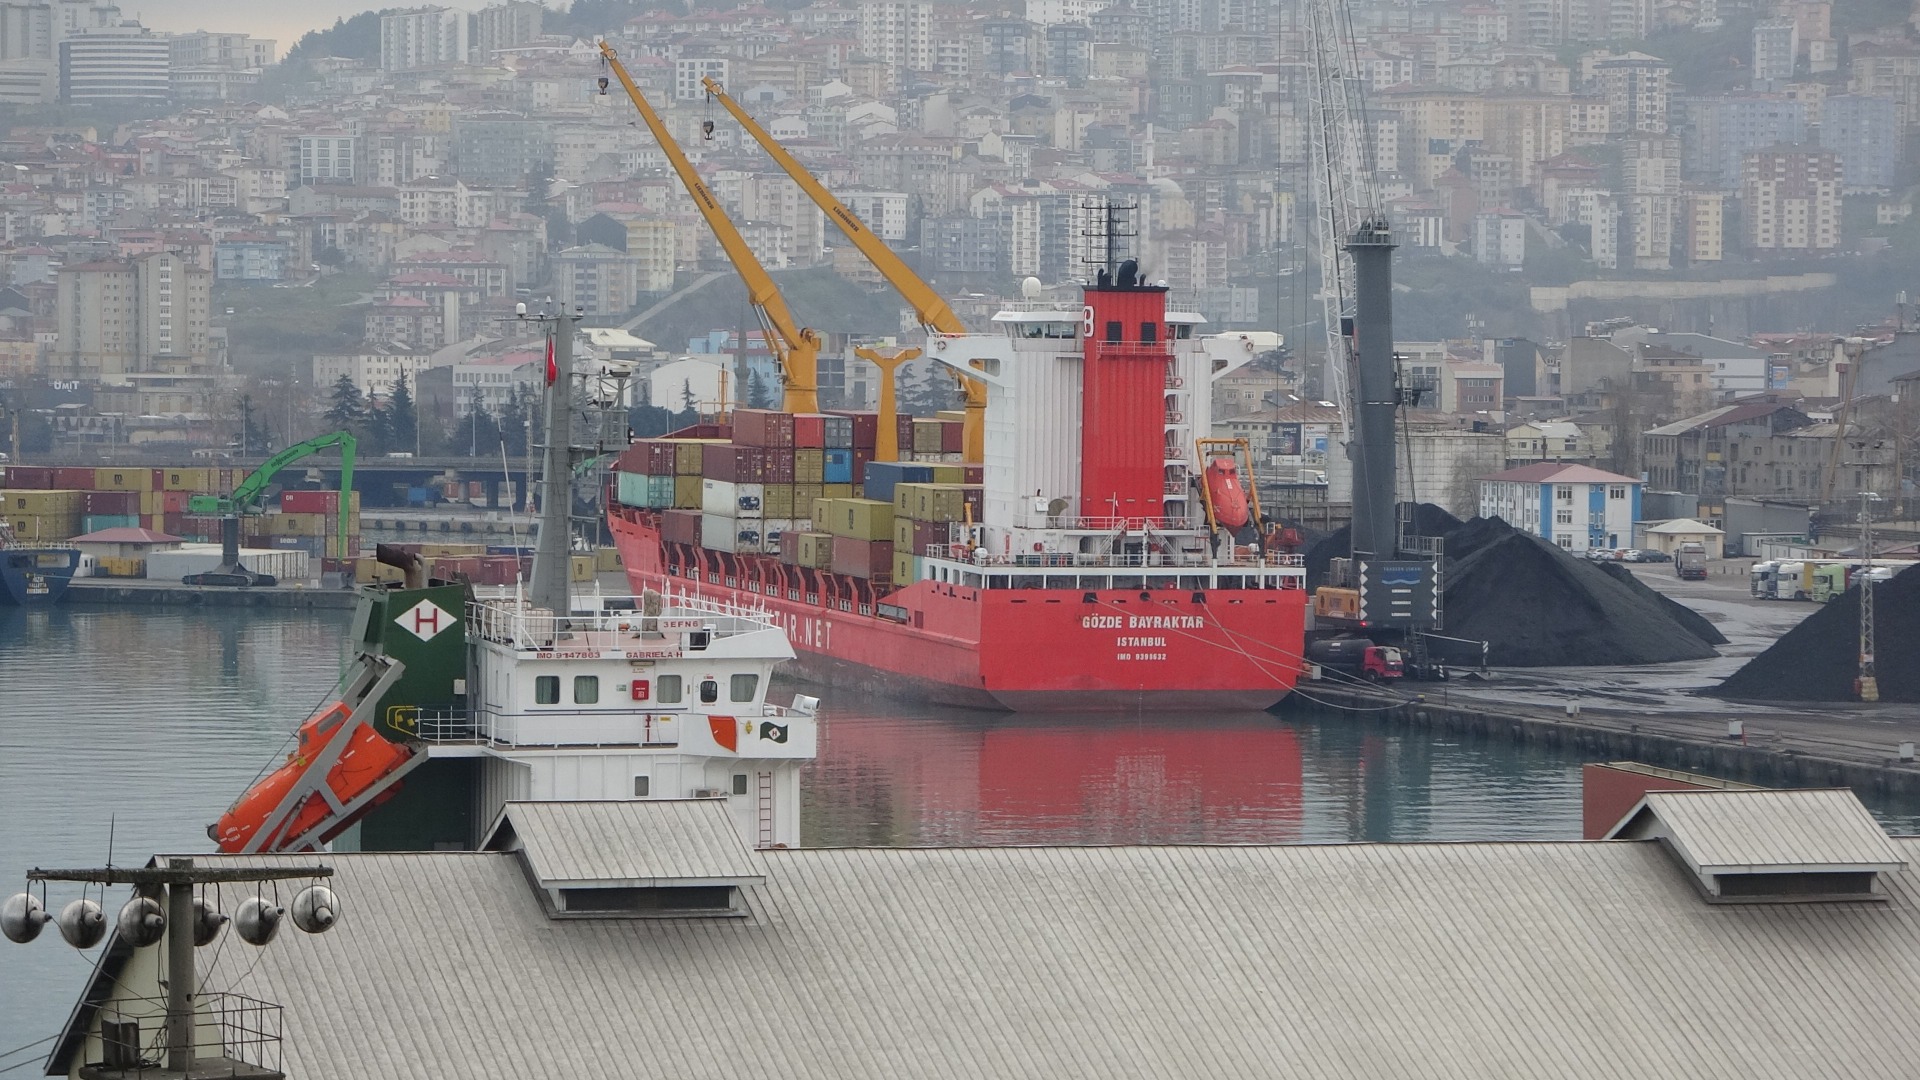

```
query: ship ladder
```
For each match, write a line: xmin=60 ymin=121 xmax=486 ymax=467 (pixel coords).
xmin=756 ymin=771 xmax=775 ymax=849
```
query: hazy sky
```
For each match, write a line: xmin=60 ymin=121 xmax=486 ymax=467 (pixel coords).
xmin=129 ymin=1 xmax=563 ymax=58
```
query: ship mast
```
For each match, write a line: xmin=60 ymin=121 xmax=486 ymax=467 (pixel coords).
xmin=530 ymin=301 xmax=583 ymax=616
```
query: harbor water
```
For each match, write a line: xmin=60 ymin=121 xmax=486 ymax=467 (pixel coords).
xmin=0 ymin=602 xmax=1901 ymax=1053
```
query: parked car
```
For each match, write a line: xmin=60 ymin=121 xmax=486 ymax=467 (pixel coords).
xmin=1619 ymin=549 xmax=1651 ymax=562
xmin=1637 ymin=550 xmax=1671 ymax=563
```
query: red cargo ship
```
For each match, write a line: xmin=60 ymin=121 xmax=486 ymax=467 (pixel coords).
xmin=609 ymin=269 xmax=1307 ymax=711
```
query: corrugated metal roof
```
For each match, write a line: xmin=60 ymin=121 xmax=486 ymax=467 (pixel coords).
xmin=67 ymin=838 xmax=1920 ymax=1080
xmin=1630 ymin=789 xmax=1907 ymax=872
xmin=1480 ymin=462 xmax=1639 ymax=484
xmin=487 ymin=799 xmax=765 ymax=887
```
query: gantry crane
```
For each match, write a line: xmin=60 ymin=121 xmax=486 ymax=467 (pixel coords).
xmin=599 ymin=41 xmax=820 ymax=414
xmin=701 ymin=75 xmax=986 ymax=464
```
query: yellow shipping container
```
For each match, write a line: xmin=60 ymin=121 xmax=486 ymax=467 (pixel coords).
xmin=674 ymin=475 xmax=703 ymax=509
xmin=764 ymin=483 xmax=795 ymax=519
xmin=570 ymin=554 xmax=595 ymax=582
xmin=893 ymin=517 xmax=915 ymax=548
xmin=794 ymin=449 xmax=825 ymax=484
xmin=893 ymin=483 xmax=972 ymax=523
xmin=97 ymin=556 xmax=145 ymax=578
xmin=595 ymin=547 xmax=623 ymax=572
xmin=675 ymin=439 xmax=729 ymax=476
xmin=4 ymin=489 xmax=83 ymax=515
xmin=139 ymin=489 xmax=165 ymax=516
xmin=911 ymin=419 xmax=944 ymax=454
xmin=892 ymin=551 xmax=919 ymax=586
xmin=162 ymin=467 xmax=214 ymax=492
xmin=95 ymin=468 xmax=155 ymax=492
xmin=828 ymin=498 xmax=893 ymax=541
xmin=7 ymin=514 xmax=80 ymax=541
xmin=810 ymin=497 xmax=833 ymax=526
xmin=795 ymin=532 xmax=835 ymax=569
xmin=353 ymin=558 xmax=406 ymax=584
xmin=929 ymin=465 xmax=965 ymax=484
xmin=935 ymin=410 xmax=966 ymax=423
xmin=820 ymin=483 xmax=852 ymax=499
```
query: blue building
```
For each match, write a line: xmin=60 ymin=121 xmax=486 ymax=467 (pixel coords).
xmin=1478 ymin=463 xmax=1644 ymax=552
xmin=214 ymin=236 xmax=288 ymax=282
xmin=1820 ymin=94 xmax=1900 ymax=190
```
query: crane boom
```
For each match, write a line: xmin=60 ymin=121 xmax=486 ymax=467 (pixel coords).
xmin=599 ymin=41 xmax=819 ymax=413
xmin=1304 ymin=0 xmax=1378 ymax=449
xmin=701 ymin=75 xmax=986 ymax=463
xmin=186 ymin=430 xmax=357 ymax=563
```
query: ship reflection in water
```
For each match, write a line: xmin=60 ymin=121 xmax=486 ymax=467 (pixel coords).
xmin=796 ymin=683 xmax=1589 ymax=847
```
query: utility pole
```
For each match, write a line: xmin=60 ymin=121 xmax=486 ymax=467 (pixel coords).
xmin=1857 ymin=490 xmax=1883 ymax=702
xmin=18 ymin=859 xmax=332 ymax=1074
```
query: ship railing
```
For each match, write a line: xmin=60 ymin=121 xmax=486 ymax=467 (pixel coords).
xmin=1005 ymin=514 xmax=1198 ymax=532
xmin=928 ymin=545 xmax=1305 ymax=572
xmin=409 ymin=706 xmax=477 ymax=743
xmin=470 ymin=595 xmax=777 ymax=648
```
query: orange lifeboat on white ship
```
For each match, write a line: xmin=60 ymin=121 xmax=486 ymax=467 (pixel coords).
xmin=1204 ymin=457 xmax=1251 ymax=530
xmin=213 ymin=702 xmax=414 ymax=853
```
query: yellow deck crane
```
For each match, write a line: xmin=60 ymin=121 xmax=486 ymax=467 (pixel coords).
xmin=701 ymin=75 xmax=987 ymax=464
xmin=599 ymin=42 xmax=820 ymax=414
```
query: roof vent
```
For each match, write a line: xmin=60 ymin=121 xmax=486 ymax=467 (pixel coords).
xmin=484 ymin=800 xmax=765 ymax=919
xmin=1607 ymin=789 xmax=1906 ymax=904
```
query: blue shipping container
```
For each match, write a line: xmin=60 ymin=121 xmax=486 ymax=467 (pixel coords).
xmin=81 ymin=514 xmax=138 ymax=533
xmin=860 ymin=461 xmax=934 ymax=505
xmin=824 ymin=449 xmax=853 ymax=484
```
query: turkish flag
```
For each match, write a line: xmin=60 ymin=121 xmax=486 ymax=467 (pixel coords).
xmin=545 ymin=337 xmax=557 ymax=386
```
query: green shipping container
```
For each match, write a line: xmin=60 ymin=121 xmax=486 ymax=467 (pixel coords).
xmin=617 ymin=472 xmax=676 ymax=509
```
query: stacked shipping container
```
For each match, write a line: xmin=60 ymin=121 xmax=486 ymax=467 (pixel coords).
xmin=0 ymin=464 xmax=242 ymax=541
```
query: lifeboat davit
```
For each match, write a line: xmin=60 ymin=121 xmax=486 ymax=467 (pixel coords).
xmin=214 ymin=702 xmax=414 ymax=853
xmin=1204 ymin=457 xmax=1252 ymax=530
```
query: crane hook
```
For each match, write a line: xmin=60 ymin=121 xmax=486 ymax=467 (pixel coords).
xmin=701 ymin=120 xmax=715 ymax=140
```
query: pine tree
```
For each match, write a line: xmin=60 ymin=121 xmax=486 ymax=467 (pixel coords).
xmin=466 ymin=387 xmax=503 ymax=455
xmin=386 ymin=375 xmax=418 ymax=454
xmin=499 ymin=385 xmax=531 ymax=458
xmin=680 ymin=377 xmax=697 ymax=412
xmin=322 ymin=375 xmax=366 ymax=431
xmin=746 ymin=368 xmax=775 ymax=409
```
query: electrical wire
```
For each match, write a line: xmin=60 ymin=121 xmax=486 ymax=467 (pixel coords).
xmin=0 ymin=1034 xmax=58 ymax=1066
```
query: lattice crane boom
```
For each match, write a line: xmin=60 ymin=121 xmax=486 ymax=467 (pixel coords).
xmin=1304 ymin=0 xmax=1379 ymax=446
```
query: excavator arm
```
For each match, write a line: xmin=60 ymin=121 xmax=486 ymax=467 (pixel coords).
xmin=187 ymin=430 xmax=357 ymax=561
xmin=601 ymin=42 xmax=818 ymax=413
xmin=701 ymin=75 xmax=987 ymax=462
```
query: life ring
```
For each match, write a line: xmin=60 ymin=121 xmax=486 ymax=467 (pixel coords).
xmin=1242 ymin=338 xmax=1255 ymax=352
xmin=935 ymin=339 xmax=947 ymax=350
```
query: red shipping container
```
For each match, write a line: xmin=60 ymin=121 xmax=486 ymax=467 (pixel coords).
xmin=792 ymin=413 xmax=827 ymax=449
xmin=54 ymin=467 xmax=96 ymax=489
xmin=827 ymin=410 xmax=879 ymax=448
xmin=616 ymin=439 xmax=678 ymax=476
xmin=912 ymin=519 xmax=950 ymax=555
xmin=764 ymin=449 xmax=795 ymax=484
xmin=661 ymin=509 xmax=702 ymax=547
xmin=830 ymin=536 xmax=893 ymax=579
xmin=3 ymin=465 xmax=52 ymax=488
xmin=707 ymin=445 xmax=767 ymax=483
xmin=732 ymin=410 xmax=796 ymax=449
xmin=163 ymin=512 xmax=186 ymax=535
xmin=940 ymin=420 xmax=963 ymax=454
xmin=162 ymin=490 xmax=190 ymax=514
xmin=895 ymin=414 xmax=914 ymax=449
xmin=84 ymin=490 xmax=139 ymax=515
xmin=283 ymin=490 xmax=341 ymax=514
xmin=963 ymin=466 xmax=984 ymax=485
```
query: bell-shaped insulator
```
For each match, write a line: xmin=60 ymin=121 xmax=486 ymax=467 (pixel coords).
xmin=1 ymin=893 xmax=49 ymax=944
xmin=290 ymin=885 xmax=339 ymax=934
xmin=232 ymin=897 xmax=282 ymax=946
xmin=57 ymin=898 xmax=106 ymax=949
xmin=116 ymin=896 xmax=166 ymax=948
xmin=191 ymin=897 xmax=228 ymax=946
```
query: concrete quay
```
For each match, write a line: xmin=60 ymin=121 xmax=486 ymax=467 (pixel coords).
xmin=66 ymin=579 xmax=357 ymax=609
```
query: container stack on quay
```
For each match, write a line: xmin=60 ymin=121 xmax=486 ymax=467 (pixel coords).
xmin=1 ymin=464 xmax=241 ymax=541
xmin=244 ymin=489 xmax=363 ymax=560
xmin=613 ymin=408 xmax=979 ymax=592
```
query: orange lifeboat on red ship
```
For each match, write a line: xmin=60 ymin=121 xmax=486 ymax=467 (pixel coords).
xmin=1204 ymin=457 xmax=1252 ymax=530
xmin=213 ymin=702 xmax=414 ymax=853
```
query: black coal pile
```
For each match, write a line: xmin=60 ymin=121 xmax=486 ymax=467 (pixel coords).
xmin=1436 ymin=519 xmax=1721 ymax=666
xmin=1595 ymin=561 xmax=1729 ymax=646
xmin=1713 ymin=565 xmax=1920 ymax=702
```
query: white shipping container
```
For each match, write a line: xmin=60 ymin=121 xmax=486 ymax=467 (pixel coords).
xmin=699 ymin=513 xmax=762 ymax=553
xmin=762 ymin=518 xmax=801 ymax=555
xmin=701 ymin=478 xmax=764 ymax=518
xmin=145 ymin=544 xmax=312 ymax=583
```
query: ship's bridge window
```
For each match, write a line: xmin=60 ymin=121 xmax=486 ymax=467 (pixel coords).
xmin=574 ymin=675 xmax=599 ymax=705
xmin=700 ymin=678 xmax=720 ymax=704
xmin=534 ymin=675 xmax=560 ymax=705
xmin=656 ymin=674 xmax=683 ymax=704
xmin=1141 ymin=322 xmax=1158 ymax=343
xmin=1174 ymin=324 xmax=1194 ymax=339
xmin=730 ymin=673 xmax=759 ymax=702
xmin=1105 ymin=321 xmax=1123 ymax=343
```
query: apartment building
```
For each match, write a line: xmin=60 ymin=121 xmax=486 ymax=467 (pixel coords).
xmin=58 ymin=24 xmax=166 ymax=104
xmin=1820 ymin=94 xmax=1899 ymax=190
xmin=1741 ymin=146 xmax=1840 ymax=253
xmin=1592 ymin=52 xmax=1669 ymax=133
xmin=50 ymin=251 xmax=210 ymax=382
xmin=380 ymin=6 xmax=468 ymax=72
xmin=474 ymin=1 xmax=541 ymax=61
xmin=857 ymin=1 xmax=931 ymax=72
